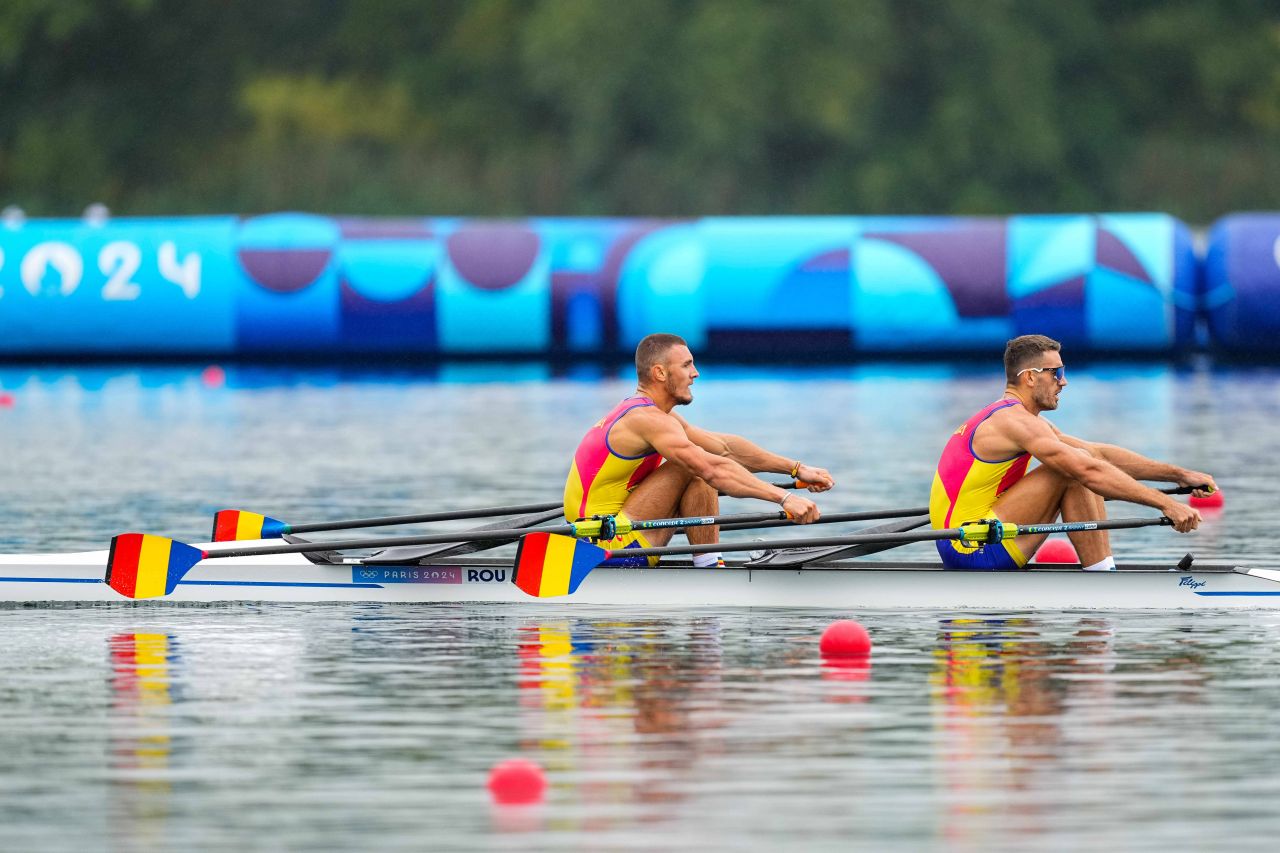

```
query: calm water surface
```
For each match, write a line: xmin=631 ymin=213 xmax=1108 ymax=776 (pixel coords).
xmin=1 ymin=361 xmax=1278 ymax=851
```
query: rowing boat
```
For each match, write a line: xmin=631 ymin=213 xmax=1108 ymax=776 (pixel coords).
xmin=3 ymin=540 xmax=1279 ymax=608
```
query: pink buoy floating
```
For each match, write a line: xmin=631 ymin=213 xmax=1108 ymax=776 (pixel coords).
xmin=200 ymin=365 xmax=227 ymax=388
xmin=819 ymin=619 xmax=872 ymax=658
xmin=487 ymin=758 xmax=547 ymax=805
xmin=1034 ymin=539 xmax=1078 ymax=563
xmin=0 ymin=392 xmax=14 ymax=408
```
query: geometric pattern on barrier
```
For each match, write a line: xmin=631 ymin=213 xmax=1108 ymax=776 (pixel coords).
xmin=338 ymin=218 xmax=437 ymax=352
xmin=235 ymin=213 xmax=342 ymax=351
xmin=439 ymin=221 xmax=546 ymax=351
xmin=548 ymin=219 xmax=670 ymax=354
xmin=853 ymin=220 xmax=1010 ymax=351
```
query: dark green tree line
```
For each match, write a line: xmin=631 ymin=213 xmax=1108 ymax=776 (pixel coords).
xmin=1 ymin=0 xmax=1277 ymax=221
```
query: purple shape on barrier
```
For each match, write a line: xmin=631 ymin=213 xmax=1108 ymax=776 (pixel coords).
xmin=237 ymin=249 xmax=332 ymax=293
xmin=866 ymin=223 xmax=1008 ymax=317
xmin=339 ymin=275 xmax=436 ymax=352
xmin=339 ymin=218 xmax=433 ymax=240
xmin=756 ymin=247 xmax=852 ymax=344
xmin=799 ymin=248 xmax=851 ymax=272
xmin=551 ymin=221 xmax=675 ymax=353
xmin=446 ymin=223 xmax=540 ymax=290
xmin=1012 ymin=275 xmax=1087 ymax=344
xmin=1096 ymin=228 xmax=1153 ymax=284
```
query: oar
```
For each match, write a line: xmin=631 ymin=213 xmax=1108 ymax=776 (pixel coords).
xmin=106 ymin=502 xmax=887 ymax=599
xmin=511 ymin=516 xmax=1175 ymax=597
xmin=719 ymin=506 xmax=926 ymax=532
xmin=210 ymin=480 xmax=818 ymax=541
xmin=210 ymin=501 xmax=562 ymax=542
xmin=1153 ymin=485 xmax=1212 ymax=496
xmin=361 ymin=507 xmax=566 ymax=564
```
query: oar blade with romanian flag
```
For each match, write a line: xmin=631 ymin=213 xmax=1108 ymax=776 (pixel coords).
xmin=513 ymin=533 xmax=609 ymax=597
xmin=211 ymin=510 xmax=289 ymax=542
xmin=106 ymin=534 xmax=206 ymax=599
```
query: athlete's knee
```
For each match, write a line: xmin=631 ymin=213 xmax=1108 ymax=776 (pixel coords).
xmin=680 ymin=476 xmax=719 ymax=510
xmin=687 ymin=477 xmax=717 ymax=497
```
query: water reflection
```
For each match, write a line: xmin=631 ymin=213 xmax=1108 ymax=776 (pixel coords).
xmin=513 ymin=618 xmax=727 ymax=826
xmin=928 ymin=615 xmax=1213 ymax=846
xmin=107 ymin=632 xmax=181 ymax=852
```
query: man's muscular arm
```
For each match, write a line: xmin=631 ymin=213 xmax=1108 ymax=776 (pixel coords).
xmin=1001 ymin=412 xmax=1200 ymax=531
xmin=630 ymin=410 xmax=822 ymax=522
xmin=677 ymin=417 xmax=835 ymax=492
xmin=1056 ymin=433 xmax=1218 ymax=496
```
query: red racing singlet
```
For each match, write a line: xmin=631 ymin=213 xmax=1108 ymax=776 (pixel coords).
xmin=929 ymin=399 xmax=1031 ymax=552
xmin=563 ymin=395 xmax=664 ymax=521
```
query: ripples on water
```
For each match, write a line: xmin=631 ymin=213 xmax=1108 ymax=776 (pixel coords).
xmin=5 ymin=605 xmax=1280 ymax=851
xmin=2 ymin=362 xmax=1279 ymax=850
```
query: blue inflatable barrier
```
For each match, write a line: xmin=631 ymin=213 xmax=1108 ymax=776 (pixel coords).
xmin=1203 ymin=214 xmax=1280 ymax=353
xmin=0 ymin=212 xmax=1198 ymax=357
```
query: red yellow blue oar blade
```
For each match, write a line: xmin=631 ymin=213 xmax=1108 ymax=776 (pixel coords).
xmin=513 ymin=533 xmax=609 ymax=597
xmin=211 ymin=510 xmax=289 ymax=542
xmin=105 ymin=534 xmax=206 ymax=599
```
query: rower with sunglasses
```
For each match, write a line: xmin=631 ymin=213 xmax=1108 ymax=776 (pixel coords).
xmin=928 ymin=334 xmax=1215 ymax=571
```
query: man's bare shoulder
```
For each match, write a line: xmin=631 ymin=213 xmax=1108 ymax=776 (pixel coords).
xmin=983 ymin=403 xmax=1051 ymax=445
xmin=615 ymin=403 xmax=682 ymax=442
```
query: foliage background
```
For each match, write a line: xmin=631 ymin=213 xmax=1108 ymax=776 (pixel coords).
xmin=1 ymin=0 xmax=1277 ymax=221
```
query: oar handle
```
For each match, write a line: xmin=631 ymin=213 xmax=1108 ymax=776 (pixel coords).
xmin=1160 ymin=485 xmax=1213 ymax=495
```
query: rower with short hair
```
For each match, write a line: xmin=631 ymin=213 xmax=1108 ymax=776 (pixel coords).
xmin=564 ymin=333 xmax=835 ymax=565
xmin=928 ymin=334 xmax=1215 ymax=571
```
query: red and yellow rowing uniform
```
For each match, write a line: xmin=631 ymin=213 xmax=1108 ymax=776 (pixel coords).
xmin=929 ymin=399 xmax=1032 ymax=570
xmin=563 ymin=395 xmax=664 ymax=565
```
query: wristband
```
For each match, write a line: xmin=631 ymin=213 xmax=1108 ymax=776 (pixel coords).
xmin=779 ymin=492 xmax=792 ymax=509
xmin=789 ymin=461 xmax=802 ymax=479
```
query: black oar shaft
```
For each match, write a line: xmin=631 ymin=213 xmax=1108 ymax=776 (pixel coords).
xmin=207 ymin=504 xmax=927 ymax=559
xmin=212 ymin=524 xmax=573 ymax=558
xmin=252 ymin=480 xmax=810 ymax=535
xmin=719 ymin=506 xmax=927 ymax=532
xmin=287 ymin=501 xmax=562 ymax=534
xmin=605 ymin=516 xmax=1172 ymax=560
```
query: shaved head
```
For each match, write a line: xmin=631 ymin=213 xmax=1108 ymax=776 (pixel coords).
xmin=635 ymin=333 xmax=688 ymax=382
xmin=1004 ymin=334 xmax=1061 ymax=385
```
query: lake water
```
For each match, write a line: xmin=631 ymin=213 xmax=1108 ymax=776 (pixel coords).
xmin=1 ymin=360 xmax=1278 ymax=851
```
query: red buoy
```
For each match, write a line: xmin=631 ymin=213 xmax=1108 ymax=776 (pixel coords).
xmin=820 ymin=620 xmax=872 ymax=657
xmin=200 ymin=365 xmax=226 ymax=388
xmin=487 ymin=758 xmax=547 ymax=805
xmin=0 ymin=392 xmax=14 ymax=408
xmin=1189 ymin=490 xmax=1224 ymax=509
xmin=1035 ymin=538 xmax=1078 ymax=563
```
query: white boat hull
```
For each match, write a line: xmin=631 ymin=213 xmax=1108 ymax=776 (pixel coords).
xmin=1 ymin=544 xmax=1279 ymax=608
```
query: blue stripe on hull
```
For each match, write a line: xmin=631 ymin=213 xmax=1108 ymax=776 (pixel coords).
xmin=179 ymin=580 xmax=384 ymax=589
xmin=0 ymin=576 xmax=384 ymax=590
xmin=0 ymin=577 xmax=102 ymax=584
